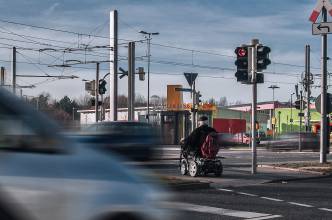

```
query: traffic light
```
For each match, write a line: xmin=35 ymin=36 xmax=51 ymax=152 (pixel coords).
xmin=195 ymin=91 xmax=202 ymax=105
xmin=234 ymin=46 xmax=249 ymax=82
xmin=256 ymin=73 xmax=264 ymax=83
xmin=294 ymin=100 xmax=307 ymax=110
xmin=98 ymin=79 xmax=107 ymax=95
xmin=256 ymin=45 xmax=271 ymax=72
xmin=138 ymin=67 xmax=145 ymax=81
xmin=294 ymin=100 xmax=301 ymax=109
xmin=90 ymin=98 xmax=102 ymax=106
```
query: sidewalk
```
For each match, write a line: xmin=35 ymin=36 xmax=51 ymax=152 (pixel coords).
xmin=159 ymin=163 xmax=330 ymax=190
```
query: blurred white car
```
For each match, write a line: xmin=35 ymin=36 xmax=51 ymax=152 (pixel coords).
xmin=0 ymin=89 xmax=175 ymax=220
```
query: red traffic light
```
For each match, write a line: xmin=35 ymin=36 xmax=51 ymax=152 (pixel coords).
xmin=236 ymin=48 xmax=247 ymax=57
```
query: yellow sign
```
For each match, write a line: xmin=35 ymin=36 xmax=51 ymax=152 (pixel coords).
xmin=271 ymin=117 xmax=276 ymax=125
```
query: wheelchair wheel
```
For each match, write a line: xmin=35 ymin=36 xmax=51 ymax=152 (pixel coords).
xmin=180 ymin=159 xmax=188 ymax=175
xmin=189 ymin=161 xmax=199 ymax=177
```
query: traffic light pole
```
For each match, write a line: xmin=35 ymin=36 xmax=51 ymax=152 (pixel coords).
xmin=251 ymin=39 xmax=259 ymax=175
xmin=192 ymin=81 xmax=197 ymax=130
xmin=321 ymin=7 xmax=328 ymax=163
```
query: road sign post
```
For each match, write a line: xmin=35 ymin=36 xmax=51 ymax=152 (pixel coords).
xmin=310 ymin=0 xmax=332 ymax=163
xmin=183 ymin=72 xmax=198 ymax=131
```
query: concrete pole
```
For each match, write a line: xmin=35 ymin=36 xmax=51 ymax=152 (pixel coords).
xmin=305 ymin=45 xmax=311 ymax=132
xmin=95 ymin=62 xmax=99 ymax=123
xmin=251 ymin=38 xmax=259 ymax=174
xmin=321 ymin=7 xmax=328 ymax=163
xmin=12 ymin=47 xmax=16 ymax=95
xmin=110 ymin=10 xmax=118 ymax=121
xmin=128 ymin=42 xmax=135 ymax=121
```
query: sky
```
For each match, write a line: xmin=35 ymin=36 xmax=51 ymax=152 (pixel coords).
xmin=0 ymin=0 xmax=329 ymax=104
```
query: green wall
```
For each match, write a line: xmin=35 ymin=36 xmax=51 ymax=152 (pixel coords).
xmin=275 ymin=108 xmax=321 ymax=133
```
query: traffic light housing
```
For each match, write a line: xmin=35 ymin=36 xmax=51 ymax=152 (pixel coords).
xmin=294 ymin=100 xmax=301 ymax=109
xmin=138 ymin=67 xmax=145 ymax=81
xmin=98 ymin=79 xmax=107 ymax=95
xmin=256 ymin=46 xmax=271 ymax=72
xmin=90 ymin=98 xmax=102 ymax=106
xmin=294 ymin=100 xmax=307 ymax=110
xmin=256 ymin=73 xmax=264 ymax=83
xmin=234 ymin=46 xmax=249 ymax=82
xmin=194 ymin=91 xmax=202 ymax=106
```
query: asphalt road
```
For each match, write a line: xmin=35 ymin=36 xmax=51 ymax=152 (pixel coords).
xmin=170 ymin=176 xmax=332 ymax=219
xmin=148 ymin=146 xmax=332 ymax=175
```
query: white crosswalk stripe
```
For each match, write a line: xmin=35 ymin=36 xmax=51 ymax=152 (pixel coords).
xmin=163 ymin=202 xmax=282 ymax=219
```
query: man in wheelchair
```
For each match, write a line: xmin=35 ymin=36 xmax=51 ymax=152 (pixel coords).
xmin=180 ymin=116 xmax=223 ymax=177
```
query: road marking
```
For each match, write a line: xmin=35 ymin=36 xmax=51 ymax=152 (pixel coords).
xmin=288 ymin=202 xmax=313 ymax=208
xmin=163 ymin=202 xmax=282 ymax=219
xmin=238 ymin=192 xmax=258 ymax=197
xmin=319 ymin=208 xmax=332 ymax=212
xmin=217 ymin=188 xmax=233 ymax=192
xmin=260 ymin=197 xmax=284 ymax=202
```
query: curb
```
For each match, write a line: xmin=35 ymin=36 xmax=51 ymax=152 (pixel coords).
xmin=258 ymin=164 xmax=326 ymax=175
xmin=258 ymin=164 xmax=332 ymax=183
xmin=264 ymin=173 xmax=332 ymax=184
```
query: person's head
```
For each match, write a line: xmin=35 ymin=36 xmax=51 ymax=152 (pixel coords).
xmin=198 ymin=116 xmax=208 ymax=127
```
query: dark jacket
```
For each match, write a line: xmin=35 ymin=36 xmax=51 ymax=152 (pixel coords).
xmin=184 ymin=124 xmax=216 ymax=155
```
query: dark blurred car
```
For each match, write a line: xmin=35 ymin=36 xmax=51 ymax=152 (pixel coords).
xmin=0 ymin=88 xmax=174 ymax=220
xmin=266 ymin=132 xmax=319 ymax=151
xmin=73 ymin=121 xmax=161 ymax=161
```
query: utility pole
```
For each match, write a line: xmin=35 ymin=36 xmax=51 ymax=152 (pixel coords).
xmin=95 ymin=62 xmax=100 ymax=123
xmin=110 ymin=10 xmax=118 ymax=121
xmin=12 ymin=47 xmax=16 ymax=95
xmin=128 ymin=42 xmax=135 ymax=121
xmin=305 ymin=45 xmax=311 ymax=132
xmin=251 ymin=38 xmax=259 ymax=174
xmin=139 ymin=31 xmax=159 ymax=123
xmin=321 ymin=7 xmax=328 ymax=163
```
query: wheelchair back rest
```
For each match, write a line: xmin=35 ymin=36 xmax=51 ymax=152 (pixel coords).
xmin=201 ymin=133 xmax=219 ymax=159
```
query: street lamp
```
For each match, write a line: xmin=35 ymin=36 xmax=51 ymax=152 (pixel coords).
xmin=139 ymin=30 xmax=159 ymax=123
xmin=268 ymin=85 xmax=280 ymax=139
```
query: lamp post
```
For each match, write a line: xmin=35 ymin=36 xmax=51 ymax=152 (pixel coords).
xmin=268 ymin=85 xmax=280 ymax=138
xmin=139 ymin=30 xmax=159 ymax=123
